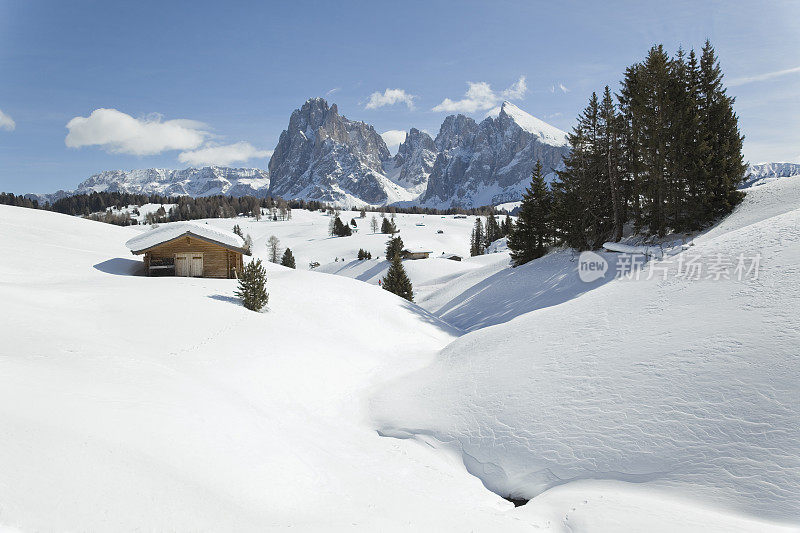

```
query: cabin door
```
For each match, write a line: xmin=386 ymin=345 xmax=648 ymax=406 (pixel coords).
xmin=175 ymin=253 xmax=203 ymax=277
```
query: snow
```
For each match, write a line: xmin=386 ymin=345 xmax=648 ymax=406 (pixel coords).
xmin=0 ymin=205 xmax=531 ymax=531
xmin=125 ymin=220 xmax=245 ymax=252
xmin=501 ymin=101 xmax=569 ymax=147
xmin=1 ymin=175 xmax=798 ymax=530
xmin=371 ymin=175 xmax=800 ymax=526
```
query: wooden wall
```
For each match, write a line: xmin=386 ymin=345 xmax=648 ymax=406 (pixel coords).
xmin=144 ymin=235 xmax=242 ymax=278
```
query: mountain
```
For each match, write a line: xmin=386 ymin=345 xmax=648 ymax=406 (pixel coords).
xmin=268 ymin=98 xmax=414 ymax=206
xmin=382 ymin=128 xmax=437 ymax=197
xmin=29 ymin=167 xmax=270 ymax=204
xmin=268 ymin=98 xmax=570 ymax=208
xmin=419 ymin=101 xmax=570 ymax=208
xmin=743 ymin=162 xmax=800 ymax=188
xmin=28 ymin=98 xmax=571 ymax=209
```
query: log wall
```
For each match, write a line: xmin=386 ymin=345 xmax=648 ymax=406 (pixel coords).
xmin=143 ymin=235 xmax=242 ymax=278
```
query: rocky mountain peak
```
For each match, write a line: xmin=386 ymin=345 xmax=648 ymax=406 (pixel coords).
xmin=435 ymin=114 xmax=479 ymax=152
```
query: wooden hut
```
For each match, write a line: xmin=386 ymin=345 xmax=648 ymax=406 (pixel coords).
xmin=126 ymin=222 xmax=245 ymax=278
xmin=401 ymin=248 xmax=432 ymax=260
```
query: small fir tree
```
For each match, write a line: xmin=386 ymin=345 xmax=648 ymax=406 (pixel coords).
xmin=382 ymin=253 xmax=414 ymax=302
xmin=470 ymin=218 xmax=485 ymax=256
xmin=235 ymin=259 xmax=269 ymax=311
xmin=385 ymin=236 xmax=404 ymax=261
xmin=280 ymin=248 xmax=296 ymax=269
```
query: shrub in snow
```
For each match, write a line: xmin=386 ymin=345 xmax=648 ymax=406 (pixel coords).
xmin=281 ymin=248 xmax=296 ymax=269
xmin=235 ymin=259 xmax=269 ymax=312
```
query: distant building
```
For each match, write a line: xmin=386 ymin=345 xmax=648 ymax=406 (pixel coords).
xmin=444 ymin=253 xmax=462 ymax=261
xmin=126 ymin=222 xmax=245 ymax=278
xmin=401 ymin=248 xmax=432 ymax=260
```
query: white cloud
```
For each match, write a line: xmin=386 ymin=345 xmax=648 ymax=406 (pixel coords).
xmin=558 ymin=83 xmax=570 ymax=93
xmin=325 ymin=87 xmax=340 ymax=98
xmin=380 ymin=130 xmax=407 ymax=151
xmin=432 ymin=76 xmax=527 ymax=113
xmin=178 ymin=142 xmax=271 ymax=167
xmin=65 ymin=108 xmax=208 ymax=155
xmin=502 ymin=76 xmax=527 ymax=99
xmin=365 ymin=88 xmax=416 ymax=110
xmin=0 ymin=108 xmax=15 ymax=131
xmin=728 ymin=65 xmax=800 ymax=87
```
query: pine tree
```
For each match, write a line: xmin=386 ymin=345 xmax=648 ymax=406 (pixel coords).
xmin=599 ymin=86 xmax=625 ymax=241
xmin=470 ymin=218 xmax=485 ymax=256
xmin=553 ymin=93 xmax=608 ymax=249
xmin=508 ymin=160 xmax=552 ymax=266
xmin=235 ymin=259 xmax=269 ymax=311
xmin=485 ymin=213 xmax=501 ymax=246
xmin=280 ymin=248 xmax=296 ymax=269
xmin=385 ymin=236 xmax=404 ymax=261
xmin=698 ymin=39 xmax=746 ymax=221
xmin=382 ymin=253 xmax=414 ymax=302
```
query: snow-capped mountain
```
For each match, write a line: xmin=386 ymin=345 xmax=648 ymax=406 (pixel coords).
xmin=30 ymin=167 xmax=270 ymax=204
xmin=268 ymin=98 xmax=570 ymax=208
xmin=743 ymin=162 xmax=800 ymax=188
xmin=267 ymin=98 xmax=414 ymax=206
xmin=29 ymin=98 xmax=572 ymax=209
xmin=382 ymin=128 xmax=437 ymax=198
xmin=419 ymin=101 xmax=570 ymax=208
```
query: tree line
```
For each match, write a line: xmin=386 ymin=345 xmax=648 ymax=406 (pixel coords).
xmin=508 ymin=41 xmax=746 ymax=265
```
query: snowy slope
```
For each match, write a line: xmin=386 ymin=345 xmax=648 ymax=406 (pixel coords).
xmin=0 ymin=205 xmax=538 ymax=531
xmin=372 ymin=176 xmax=800 ymax=528
xmin=499 ymin=101 xmax=569 ymax=147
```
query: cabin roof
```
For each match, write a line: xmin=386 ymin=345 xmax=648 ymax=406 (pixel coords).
xmin=126 ymin=221 xmax=246 ymax=254
xmin=402 ymin=248 xmax=432 ymax=254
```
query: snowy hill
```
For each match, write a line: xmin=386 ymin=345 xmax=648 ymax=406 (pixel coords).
xmin=0 ymin=204 xmax=534 ymax=531
xmin=371 ymin=175 xmax=800 ymax=527
xmin=1 ymin=176 xmax=798 ymax=530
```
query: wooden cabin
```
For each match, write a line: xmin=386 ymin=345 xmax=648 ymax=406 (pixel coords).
xmin=401 ymin=248 xmax=432 ymax=260
xmin=126 ymin=222 xmax=245 ymax=278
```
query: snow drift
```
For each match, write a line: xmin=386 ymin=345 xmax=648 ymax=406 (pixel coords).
xmin=372 ymin=175 xmax=800 ymax=525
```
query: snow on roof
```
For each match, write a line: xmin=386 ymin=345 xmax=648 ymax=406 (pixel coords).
xmin=500 ymin=101 xmax=569 ymax=147
xmin=125 ymin=221 xmax=245 ymax=252
xmin=402 ymin=248 xmax=433 ymax=254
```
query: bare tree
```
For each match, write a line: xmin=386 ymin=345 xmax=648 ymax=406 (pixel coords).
xmin=267 ymin=235 xmax=281 ymax=263
xmin=370 ymin=214 xmax=379 ymax=234
xmin=251 ymin=198 xmax=262 ymax=221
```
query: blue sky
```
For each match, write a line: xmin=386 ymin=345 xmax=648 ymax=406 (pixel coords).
xmin=1 ymin=0 xmax=798 ymax=194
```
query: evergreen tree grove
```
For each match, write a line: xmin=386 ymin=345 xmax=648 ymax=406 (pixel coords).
xmin=551 ymin=41 xmax=745 ymax=247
